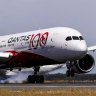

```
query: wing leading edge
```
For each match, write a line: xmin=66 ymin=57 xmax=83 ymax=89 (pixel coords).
xmin=88 ymin=46 xmax=96 ymax=52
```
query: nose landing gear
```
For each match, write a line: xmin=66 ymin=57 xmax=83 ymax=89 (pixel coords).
xmin=66 ymin=61 xmax=75 ymax=77
xmin=27 ymin=66 xmax=44 ymax=83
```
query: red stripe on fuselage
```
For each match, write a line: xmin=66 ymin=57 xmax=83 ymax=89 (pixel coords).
xmin=6 ymin=52 xmax=59 ymax=68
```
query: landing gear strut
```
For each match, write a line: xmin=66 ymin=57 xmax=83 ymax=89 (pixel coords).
xmin=27 ymin=66 xmax=44 ymax=83
xmin=66 ymin=61 xmax=75 ymax=77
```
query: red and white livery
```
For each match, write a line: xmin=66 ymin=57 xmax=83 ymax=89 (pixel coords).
xmin=0 ymin=27 xmax=95 ymax=83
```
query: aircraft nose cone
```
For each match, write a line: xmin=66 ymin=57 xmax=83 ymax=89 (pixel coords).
xmin=71 ymin=42 xmax=87 ymax=59
xmin=79 ymin=44 xmax=87 ymax=52
xmin=77 ymin=42 xmax=87 ymax=55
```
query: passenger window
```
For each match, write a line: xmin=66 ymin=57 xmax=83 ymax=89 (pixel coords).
xmin=79 ymin=36 xmax=84 ymax=40
xmin=66 ymin=36 xmax=72 ymax=41
xmin=72 ymin=36 xmax=79 ymax=40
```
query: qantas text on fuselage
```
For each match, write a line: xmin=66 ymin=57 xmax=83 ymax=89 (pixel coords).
xmin=0 ymin=27 xmax=96 ymax=83
xmin=7 ymin=32 xmax=49 ymax=49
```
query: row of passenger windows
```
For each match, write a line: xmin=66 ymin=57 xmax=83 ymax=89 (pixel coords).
xmin=66 ymin=36 xmax=84 ymax=41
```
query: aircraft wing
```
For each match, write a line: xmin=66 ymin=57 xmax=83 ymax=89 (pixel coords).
xmin=0 ymin=50 xmax=59 ymax=69
xmin=39 ymin=64 xmax=66 ymax=74
xmin=88 ymin=46 xmax=96 ymax=52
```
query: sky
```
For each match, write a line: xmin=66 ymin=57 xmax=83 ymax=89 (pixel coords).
xmin=0 ymin=0 xmax=96 ymax=73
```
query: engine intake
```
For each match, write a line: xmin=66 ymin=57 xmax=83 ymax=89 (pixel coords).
xmin=76 ymin=54 xmax=95 ymax=73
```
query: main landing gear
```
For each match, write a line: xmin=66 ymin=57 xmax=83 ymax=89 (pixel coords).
xmin=66 ymin=61 xmax=75 ymax=77
xmin=27 ymin=66 xmax=44 ymax=83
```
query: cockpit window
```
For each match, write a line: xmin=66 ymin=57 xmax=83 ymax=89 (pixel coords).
xmin=66 ymin=36 xmax=72 ymax=41
xmin=72 ymin=36 xmax=79 ymax=40
xmin=79 ymin=36 xmax=84 ymax=40
xmin=66 ymin=36 xmax=84 ymax=41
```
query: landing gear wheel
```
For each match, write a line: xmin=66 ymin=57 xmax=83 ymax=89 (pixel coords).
xmin=66 ymin=70 xmax=70 ymax=77
xmin=27 ymin=75 xmax=35 ymax=83
xmin=27 ymin=75 xmax=44 ymax=83
xmin=27 ymin=66 xmax=45 ymax=83
xmin=36 ymin=75 xmax=44 ymax=83
xmin=70 ymin=69 xmax=75 ymax=77
xmin=66 ymin=69 xmax=75 ymax=77
xmin=66 ymin=61 xmax=75 ymax=77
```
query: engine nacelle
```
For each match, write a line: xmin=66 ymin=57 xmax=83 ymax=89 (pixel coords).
xmin=75 ymin=54 xmax=95 ymax=73
xmin=0 ymin=51 xmax=17 ymax=64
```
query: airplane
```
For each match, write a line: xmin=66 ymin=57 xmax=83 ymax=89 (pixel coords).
xmin=0 ymin=27 xmax=95 ymax=83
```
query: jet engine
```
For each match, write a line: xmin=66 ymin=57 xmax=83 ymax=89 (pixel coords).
xmin=75 ymin=54 xmax=95 ymax=73
xmin=0 ymin=51 xmax=17 ymax=64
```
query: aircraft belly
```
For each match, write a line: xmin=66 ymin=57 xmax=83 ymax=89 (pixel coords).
xmin=5 ymin=51 xmax=60 ymax=68
xmin=29 ymin=48 xmax=85 ymax=63
xmin=28 ymin=48 xmax=68 ymax=63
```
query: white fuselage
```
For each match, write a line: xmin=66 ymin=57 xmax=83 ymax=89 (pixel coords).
xmin=0 ymin=27 xmax=87 ymax=63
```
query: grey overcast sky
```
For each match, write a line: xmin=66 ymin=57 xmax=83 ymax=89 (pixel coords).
xmin=0 ymin=0 xmax=96 ymax=73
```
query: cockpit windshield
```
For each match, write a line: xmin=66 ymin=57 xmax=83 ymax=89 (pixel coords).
xmin=66 ymin=36 xmax=72 ymax=41
xmin=65 ymin=36 xmax=84 ymax=41
xmin=72 ymin=36 xmax=79 ymax=40
xmin=79 ymin=36 xmax=84 ymax=40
